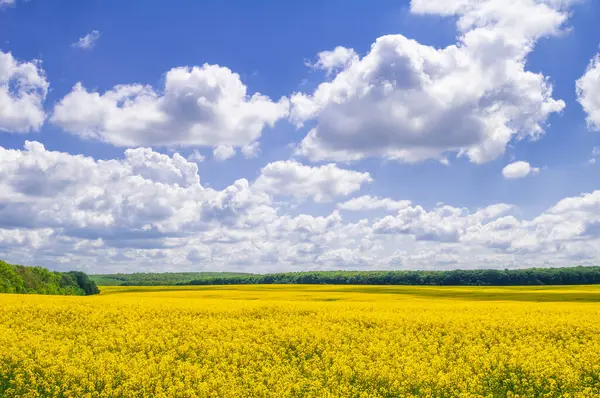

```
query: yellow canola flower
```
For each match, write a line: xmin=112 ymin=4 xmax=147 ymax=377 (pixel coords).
xmin=0 ymin=284 xmax=600 ymax=397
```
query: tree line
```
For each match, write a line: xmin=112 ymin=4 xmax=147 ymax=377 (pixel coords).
xmin=184 ymin=267 xmax=600 ymax=286
xmin=90 ymin=272 xmax=251 ymax=286
xmin=0 ymin=260 xmax=99 ymax=295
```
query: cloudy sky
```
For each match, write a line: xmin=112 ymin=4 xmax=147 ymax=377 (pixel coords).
xmin=1 ymin=0 xmax=600 ymax=273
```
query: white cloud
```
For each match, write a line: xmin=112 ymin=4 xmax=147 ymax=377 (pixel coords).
xmin=588 ymin=147 xmax=600 ymax=164
xmin=123 ymin=146 xmax=200 ymax=187
xmin=309 ymin=46 xmax=358 ymax=75
xmin=51 ymin=64 xmax=290 ymax=148
xmin=0 ymin=142 xmax=271 ymax=242
xmin=410 ymin=0 xmax=575 ymax=36
xmin=337 ymin=195 xmax=411 ymax=212
xmin=0 ymin=50 xmax=48 ymax=133
xmin=72 ymin=31 xmax=101 ymax=50
xmin=3 ymin=140 xmax=600 ymax=272
xmin=290 ymin=0 xmax=569 ymax=164
xmin=187 ymin=150 xmax=205 ymax=163
xmin=372 ymin=203 xmax=514 ymax=243
xmin=253 ymin=160 xmax=372 ymax=203
xmin=241 ymin=142 xmax=261 ymax=158
xmin=577 ymin=53 xmax=600 ymax=130
xmin=502 ymin=161 xmax=540 ymax=179
xmin=0 ymin=228 xmax=53 ymax=250
xmin=213 ymin=145 xmax=236 ymax=161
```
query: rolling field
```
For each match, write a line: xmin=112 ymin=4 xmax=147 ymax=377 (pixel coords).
xmin=1 ymin=285 xmax=600 ymax=397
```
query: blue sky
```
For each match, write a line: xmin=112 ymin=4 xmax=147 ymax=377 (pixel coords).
xmin=1 ymin=0 xmax=600 ymax=273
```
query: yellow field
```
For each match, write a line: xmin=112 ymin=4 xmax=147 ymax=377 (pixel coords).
xmin=1 ymin=285 xmax=600 ymax=397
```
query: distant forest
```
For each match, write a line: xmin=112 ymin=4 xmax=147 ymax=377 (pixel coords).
xmin=183 ymin=267 xmax=600 ymax=286
xmin=0 ymin=260 xmax=99 ymax=295
xmin=90 ymin=272 xmax=251 ymax=286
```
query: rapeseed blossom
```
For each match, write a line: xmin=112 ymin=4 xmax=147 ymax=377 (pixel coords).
xmin=1 ymin=285 xmax=599 ymax=397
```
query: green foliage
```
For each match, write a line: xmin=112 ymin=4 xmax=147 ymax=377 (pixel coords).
xmin=0 ymin=260 xmax=99 ymax=296
xmin=90 ymin=272 xmax=251 ymax=286
xmin=0 ymin=261 xmax=24 ymax=293
xmin=186 ymin=266 xmax=600 ymax=286
xmin=68 ymin=271 xmax=100 ymax=295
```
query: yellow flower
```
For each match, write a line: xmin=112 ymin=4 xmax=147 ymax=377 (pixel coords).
xmin=1 ymin=284 xmax=600 ymax=397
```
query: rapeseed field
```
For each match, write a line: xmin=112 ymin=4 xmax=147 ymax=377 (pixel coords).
xmin=1 ymin=285 xmax=600 ymax=397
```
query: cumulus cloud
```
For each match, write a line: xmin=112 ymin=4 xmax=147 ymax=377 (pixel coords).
xmin=0 ymin=228 xmax=53 ymax=250
xmin=502 ymin=161 xmax=540 ymax=179
xmin=72 ymin=31 xmax=101 ymax=50
xmin=337 ymin=195 xmax=411 ymax=212
xmin=213 ymin=145 xmax=236 ymax=161
xmin=187 ymin=150 xmax=205 ymax=163
xmin=0 ymin=50 xmax=48 ymax=133
xmin=577 ymin=53 xmax=600 ymax=130
xmin=50 ymin=64 xmax=290 ymax=148
xmin=241 ymin=142 xmax=261 ymax=158
xmin=372 ymin=203 xmax=513 ymax=243
xmin=0 ymin=142 xmax=270 ymax=243
xmin=290 ymin=0 xmax=569 ymax=164
xmin=253 ymin=160 xmax=372 ymax=203
xmin=309 ymin=46 xmax=359 ymax=75
xmin=3 ymin=140 xmax=600 ymax=272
